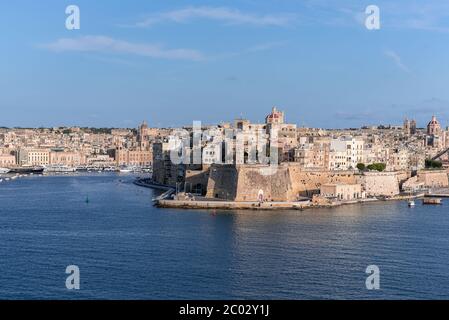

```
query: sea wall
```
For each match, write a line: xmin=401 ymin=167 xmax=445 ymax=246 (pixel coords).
xmin=417 ymin=170 xmax=449 ymax=188
xmin=234 ymin=165 xmax=293 ymax=202
xmin=185 ymin=165 xmax=210 ymax=195
xmin=205 ymin=164 xmax=411 ymax=201
xmin=288 ymin=166 xmax=357 ymax=197
xmin=157 ymin=199 xmax=309 ymax=210
xmin=206 ymin=164 xmax=358 ymax=201
xmin=359 ymin=172 xmax=400 ymax=197
xmin=205 ymin=165 xmax=238 ymax=200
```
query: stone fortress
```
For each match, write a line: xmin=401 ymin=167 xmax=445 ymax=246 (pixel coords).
xmin=149 ymin=107 xmax=449 ymax=206
xmin=204 ymin=163 xmax=448 ymax=203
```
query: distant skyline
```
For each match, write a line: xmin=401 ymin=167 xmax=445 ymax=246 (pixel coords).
xmin=2 ymin=0 xmax=449 ymax=128
xmin=0 ymin=108 xmax=446 ymax=130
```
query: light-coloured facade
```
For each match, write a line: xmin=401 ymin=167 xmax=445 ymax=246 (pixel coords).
xmin=50 ymin=151 xmax=83 ymax=166
xmin=388 ymin=149 xmax=409 ymax=171
xmin=116 ymin=148 xmax=152 ymax=166
xmin=320 ymin=183 xmax=364 ymax=201
xmin=0 ymin=154 xmax=16 ymax=167
xmin=329 ymin=139 xmax=348 ymax=170
xmin=26 ymin=149 xmax=50 ymax=166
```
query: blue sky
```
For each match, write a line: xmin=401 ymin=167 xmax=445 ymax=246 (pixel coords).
xmin=1 ymin=0 xmax=449 ymax=128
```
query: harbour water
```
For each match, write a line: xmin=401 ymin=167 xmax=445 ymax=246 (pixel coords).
xmin=1 ymin=173 xmax=449 ymax=299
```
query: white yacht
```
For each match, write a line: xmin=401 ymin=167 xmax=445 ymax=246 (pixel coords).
xmin=0 ymin=168 xmax=10 ymax=174
xmin=75 ymin=165 xmax=88 ymax=172
xmin=118 ymin=166 xmax=134 ymax=173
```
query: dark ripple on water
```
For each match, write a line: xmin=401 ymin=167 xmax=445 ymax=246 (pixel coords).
xmin=1 ymin=174 xmax=449 ymax=299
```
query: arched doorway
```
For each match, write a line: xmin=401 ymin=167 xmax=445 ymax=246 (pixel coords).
xmin=258 ymin=189 xmax=264 ymax=203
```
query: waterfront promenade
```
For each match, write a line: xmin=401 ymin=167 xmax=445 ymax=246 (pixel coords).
xmin=157 ymin=199 xmax=310 ymax=210
xmin=134 ymin=174 xmax=449 ymax=211
xmin=134 ymin=178 xmax=389 ymax=211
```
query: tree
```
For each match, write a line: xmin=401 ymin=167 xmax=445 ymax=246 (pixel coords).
xmin=357 ymin=163 xmax=366 ymax=171
xmin=367 ymin=163 xmax=386 ymax=172
xmin=425 ymin=159 xmax=443 ymax=169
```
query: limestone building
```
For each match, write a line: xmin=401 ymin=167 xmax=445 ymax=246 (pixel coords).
xmin=0 ymin=153 xmax=16 ymax=167
xmin=320 ymin=183 xmax=364 ymax=201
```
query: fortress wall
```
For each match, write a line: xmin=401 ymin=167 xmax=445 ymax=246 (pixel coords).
xmin=396 ymin=171 xmax=410 ymax=189
xmin=205 ymin=164 xmax=410 ymax=201
xmin=359 ymin=172 xmax=400 ymax=197
xmin=402 ymin=176 xmax=421 ymax=190
xmin=206 ymin=164 xmax=359 ymax=202
xmin=185 ymin=166 xmax=210 ymax=195
xmin=417 ymin=170 xmax=449 ymax=188
xmin=234 ymin=165 xmax=292 ymax=202
xmin=205 ymin=165 xmax=238 ymax=200
xmin=288 ymin=166 xmax=357 ymax=197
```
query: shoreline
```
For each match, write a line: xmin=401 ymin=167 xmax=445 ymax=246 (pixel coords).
xmin=155 ymin=197 xmax=392 ymax=211
xmin=134 ymin=178 xmax=436 ymax=211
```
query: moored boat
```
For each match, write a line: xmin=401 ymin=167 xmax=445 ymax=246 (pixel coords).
xmin=0 ymin=167 xmax=10 ymax=174
xmin=118 ymin=166 xmax=134 ymax=173
xmin=423 ymin=197 xmax=442 ymax=205
xmin=9 ymin=167 xmax=44 ymax=174
xmin=44 ymin=165 xmax=76 ymax=173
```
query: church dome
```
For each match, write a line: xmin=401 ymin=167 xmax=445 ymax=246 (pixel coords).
xmin=428 ymin=115 xmax=440 ymax=125
xmin=427 ymin=115 xmax=441 ymax=135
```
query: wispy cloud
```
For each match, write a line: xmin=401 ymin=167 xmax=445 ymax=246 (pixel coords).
xmin=246 ymin=41 xmax=287 ymax=52
xmin=300 ymin=0 xmax=449 ymax=32
xmin=133 ymin=6 xmax=295 ymax=28
xmin=384 ymin=50 xmax=411 ymax=73
xmin=208 ymin=41 xmax=287 ymax=61
xmin=41 ymin=35 xmax=204 ymax=61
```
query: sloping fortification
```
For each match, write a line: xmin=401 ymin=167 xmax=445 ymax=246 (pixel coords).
xmin=206 ymin=165 xmax=238 ymax=200
xmin=417 ymin=170 xmax=449 ymax=188
xmin=234 ymin=165 xmax=293 ymax=202
xmin=206 ymin=164 xmax=358 ymax=201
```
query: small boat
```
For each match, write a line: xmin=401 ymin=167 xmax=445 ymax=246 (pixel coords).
xmin=423 ymin=198 xmax=442 ymax=205
xmin=408 ymin=200 xmax=415 ymax=207
xmin=118 ymin=166 xmax=134 ymax=173
xmin=0 ymin=167 xmax=10 ymax=174
xmin=141 ymin=167 xmax=153 ymax=173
